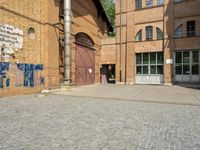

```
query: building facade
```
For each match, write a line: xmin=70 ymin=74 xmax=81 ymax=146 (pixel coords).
xmin=114 ymin=0 xmax=200 ymax=85
xmin=0 ymin=0 xmax=112 ymax=97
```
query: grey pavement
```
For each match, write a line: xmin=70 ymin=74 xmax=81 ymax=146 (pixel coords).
xmin=53 ymin=84 xmax=200 ymax=106
xmin=0 ymin=91 xmax=200 ymax=150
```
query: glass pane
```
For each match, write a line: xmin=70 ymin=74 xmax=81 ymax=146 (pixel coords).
xmin=146 ymin=26 xmax=153 ymax=40
xmin=157 ymin=65 xmax=163 ymax=74
xmin=157 ymin=28 xmax=163 ymax=40
xmin=157 ymin=52 xmax=163 ymax=64
xmin=176 ymin=52 xmax=182 ymax=63
xmin=136 ymin=66 xmax=142 ymax=74
xmin=192 ymin=51 xmax=199 ymax=63
xmin=143 ymin=53 xmax=149 ymax=64
xmin=136 ymin=0 xmax=142 ymax=9
xmin=136 ymin=54 xmax=142 ymax=64
xmin=150 ymin=53 xmax=156 ymax=64
xmin=146 ymin=0 xmax=153 ymax=7
xmin=143 ymin=66 xmax=149 ymax=74
xmin=183 ymin=51 xmax=190 ymax=63
xmin=175 ymin=65 xmax=182 ymax=75
xmin=150 ymin=66 xmax=156 ymax=74
xmin=135 ymin=31 xmax=142 ymax=41
xmin=187 ymin=21 xmax=196 ymax=37
xmin=174 ymin=25 xmax=183 ymax=38
xmin=183 ymin=65 xmax=190 ymax=75
xmin=157 ymin=0 xmax=164 ymax=5
xmin=192 ymin=64 xmax=199 ymax=75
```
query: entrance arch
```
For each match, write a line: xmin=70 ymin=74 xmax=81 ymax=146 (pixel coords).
xmin=75 ymin=33 xmax=95 ymax=86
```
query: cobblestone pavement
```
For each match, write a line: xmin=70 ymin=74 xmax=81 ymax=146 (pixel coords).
xmin=0 ymin=95 xmax=200 ymax=150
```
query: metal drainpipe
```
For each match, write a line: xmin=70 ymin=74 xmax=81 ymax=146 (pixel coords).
xmin=119 ymin=0 xmax=122 ymax=82
xmin=124 ymin=0 xmax=128 ymax=85
xmin=64 ymin=0 xmax=72 ymax=85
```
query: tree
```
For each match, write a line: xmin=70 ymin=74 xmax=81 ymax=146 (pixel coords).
xmin=101 ymin=0 xmax=115 ymax=36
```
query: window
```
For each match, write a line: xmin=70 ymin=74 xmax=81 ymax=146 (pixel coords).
xmin=136 ymin=52 xmax=164 ymax=75
xmin=157 ymin=0 xmax=164 ymax=5
xmin=143 ymin=53 xmax=149 ymax=64
xmin=174 ymin=24 xmax=183 ymax=38
xmin=28 ymin=27 xmax=36 ymax=40
xmin=135 ymin=30 xmax=142 ymax=41
xmin=146 ymin=0 xmax=153 ymax=7
xmin=146 ymin=26 xmax=153 ymax=40
xmin=156 ymin=28 xmax=163 ymax=40
xmin=187 ymin=21 xmax=196 ymax=37
xmin=175 ymin=51 xmax=200 ymax=75
xmin=135 ymin=0 xmax=142 ymax=9
xmin=175 ymin=52 xmax=182 ymax=75
xmin=183 ymin=51 xmax=190 ymax=75
xmin=192 ymin=51 xmax=199 ymax=75
xmin=75 ymin=33 xmax=94 ymax=48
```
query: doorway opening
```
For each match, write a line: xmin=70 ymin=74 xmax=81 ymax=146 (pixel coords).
xmin=100 ymin=64 xmax=116 ymax=84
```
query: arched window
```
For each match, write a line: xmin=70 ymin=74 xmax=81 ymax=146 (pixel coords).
xmin=146 ymin=26 xmax=153 ymax=40
xmin=135 ymin=30 xmax=142 ymax=41
xmin=75 ymin=33 xmax=94 ymax=48
xmin=174 ymin=24 xmax=183 ymax=38
xmin=156 ymin=27 xmax=163 ymax=40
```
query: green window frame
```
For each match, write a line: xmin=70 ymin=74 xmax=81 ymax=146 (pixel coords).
xmin=136 ymin=52 xmax=164 ymax=75
xmin=175 ymin=51 xmax=200 ymax=75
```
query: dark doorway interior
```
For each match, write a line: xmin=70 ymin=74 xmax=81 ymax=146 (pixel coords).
xmin=100 ymin=64 xmax=116 ymax=84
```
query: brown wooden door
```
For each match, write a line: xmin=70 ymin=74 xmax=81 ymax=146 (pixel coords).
xmin=75 ymin=45 xmax=95 ymax=86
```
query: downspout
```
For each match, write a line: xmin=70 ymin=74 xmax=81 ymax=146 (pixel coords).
xmin=119 ymin=0 xmax=122 ymax=82
xmin=124 ymin=0 xmax=128 ymax=85
xmin=63 ymin=0 xmax=72 ymax=84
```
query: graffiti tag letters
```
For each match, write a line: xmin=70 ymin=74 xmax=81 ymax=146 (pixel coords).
xmin=0 ymin=62 xmax=44 ymax=89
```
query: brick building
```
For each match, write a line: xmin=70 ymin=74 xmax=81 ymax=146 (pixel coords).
xmin=113 ymin=0 xmax=200 ymax=84
xmin=0 ymin=0 xmax=113 ymax=97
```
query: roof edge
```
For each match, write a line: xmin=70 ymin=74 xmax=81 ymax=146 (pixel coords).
xmin=93 ymin=0 xmax=114 ymax=32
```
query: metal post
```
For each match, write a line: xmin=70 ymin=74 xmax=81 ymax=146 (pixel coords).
xmin=63 ymin=0 xmax=72 ymax=85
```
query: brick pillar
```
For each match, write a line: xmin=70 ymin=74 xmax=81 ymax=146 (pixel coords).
xmin=163 ymin=0 xmax=174 ymax=85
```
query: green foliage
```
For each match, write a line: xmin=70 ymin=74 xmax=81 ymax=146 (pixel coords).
xmin=101 ymin=0 xmax=115 ymax=36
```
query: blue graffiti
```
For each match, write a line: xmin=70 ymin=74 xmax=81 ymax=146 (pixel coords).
xmin=0 ymin=62 xmax=44 ymax=89
xmin=23 ymin=64 xmax=35 ymax=87
xmin=6 ymin=79 xmax=10 ymax=87
xmin=0 ymin=62 xmax=9 ymax=76
xmin=0 ymin=62 xmax=10 ymax=89
xmin=0 ymin=77 xmax=3 ymax=88
xmin=35 ymin=64 xmax=43 ymax=71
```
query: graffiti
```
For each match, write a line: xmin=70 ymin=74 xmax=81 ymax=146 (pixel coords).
xmin=10 ymin=63 xmax=23 ymax=87
xmin=35 ymin=64 xmax=44 ymax=86
xmin=0 ymin=62 xmax=44 ymax=89
xmin=0 ymin=62 xmax=9 ymax=88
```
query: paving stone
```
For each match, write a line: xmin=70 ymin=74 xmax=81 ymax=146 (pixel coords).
xmin=0 ymin=95 xmax=200 ymax=150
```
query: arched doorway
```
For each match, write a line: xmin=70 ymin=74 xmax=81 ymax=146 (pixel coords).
xmin=75 ymin=33 xmax=95 ymax=86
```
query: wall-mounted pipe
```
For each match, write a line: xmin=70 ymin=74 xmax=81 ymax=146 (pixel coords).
xmin=64 ymin=0 xmax=72 ymax=84
xmin=119 ymin=0 xmax=122 ymax=82
xmin=124 ymin=0 xmax=128 ymax=85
